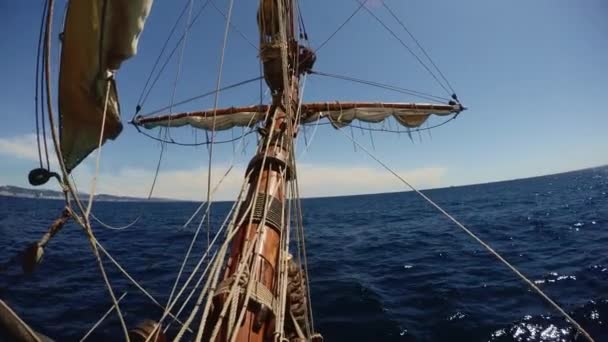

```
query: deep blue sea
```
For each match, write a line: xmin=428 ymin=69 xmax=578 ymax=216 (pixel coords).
xmin=1 ymin=166 xmax=607 ymax=341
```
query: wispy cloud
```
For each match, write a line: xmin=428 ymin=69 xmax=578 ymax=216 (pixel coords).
xmin=1 ymin=134 xmax=447 ymax=200
xmin=69 ymin=164 xmax=446 ymax=201
xmin=0 ymin=134 xmax=47 ymax=161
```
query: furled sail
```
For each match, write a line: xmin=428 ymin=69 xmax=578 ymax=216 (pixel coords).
xmin=58 ymin=0 xmax=153 ymax=173
xmin=132 ymin=102 xmax=463 ymax=131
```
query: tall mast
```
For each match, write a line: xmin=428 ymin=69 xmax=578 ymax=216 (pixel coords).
xmin=212 ymin=0 xmax=300 ymax=340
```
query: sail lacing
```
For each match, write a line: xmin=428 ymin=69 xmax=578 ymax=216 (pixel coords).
xmin=337 ymin=127 xmax=595 ymax=342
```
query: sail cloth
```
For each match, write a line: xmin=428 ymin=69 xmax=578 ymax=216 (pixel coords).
xmin=133 ymin=102 xmax=463 ymax=131
xmin=58 ymin=0 xmax=153 ymax=173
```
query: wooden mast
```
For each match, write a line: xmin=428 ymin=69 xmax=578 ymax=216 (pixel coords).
xmin=213 ymin=1 xmax=299 ymax=341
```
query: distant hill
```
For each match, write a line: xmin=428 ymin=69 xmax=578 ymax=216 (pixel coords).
xmin=0 ymin=185 xmax=173 ymax=202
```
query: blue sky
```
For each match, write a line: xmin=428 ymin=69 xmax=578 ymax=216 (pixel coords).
xmin=0 ymin=0 xmax=606 ymax=200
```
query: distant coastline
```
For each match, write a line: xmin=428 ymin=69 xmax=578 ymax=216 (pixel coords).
xmin=0 ymin=185 xmax=173 ymax=202
xmin=1 ymin=164 xmax=606 ymax=202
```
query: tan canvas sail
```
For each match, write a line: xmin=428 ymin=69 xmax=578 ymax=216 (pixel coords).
xmin=58 ymin=0 xmax=153 ymax=172
xmin=132 ymin=102 xmax=463 ymax=131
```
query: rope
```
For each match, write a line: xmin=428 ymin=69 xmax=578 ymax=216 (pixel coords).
xmin=165 ymin=165 xmax=234 ymax=310
xmin=315 ymin=0 xmax=366 ymax=53
xmin=310 ymin=70 xmax=449 ymax=102
xmin=159 ymin=167 xmax=258 ymax=338
xmin=134 ymin=127 xmax=256 ymax=146
xmin=293 ymin=164 xmax=314 ymax=334
xmin=94 ymin=241 xmax=191 ymax=330
xmin=210 ymin=0 xmax=257 ymax=50
xmin=205 ymin=0 xmax=235 ymax=250
xmin=87 ymin=177 xmax=250 ymax=341
xmin=171 ymin=187 xmax=253 ymax=340
xmin=171 ymin=174 xmax=261 ymax=340
xmin=381 ymin=1 xmax=456 ymax=95
xmin=84 ymin=80 xmax=111 ymax=218
xmin=34 ymin=0 xmax=49 ymax=169
xmin=135 ymin=0 xmax=213 ymax=113
xmin=165 ymin=0 xmax=196 ymax=141
xmin=302 ymin=114 xmax=458 ymax=135
xmin=137 ymin=76 xmax=263 ymax=118
xmin=354 ymin=0 xmax=452 ymax=96
xmin=135 ymin=0 xmax=190 ymax=106
xmin=336 ymin=127 xmax=595 ymax=342
xmin=43 ymin=1 xmax=129 ymax=339
xmin=80 ymin=292 xmax=128 ymax=341
xmin=187 ymin=105 xmax=283 ymax=341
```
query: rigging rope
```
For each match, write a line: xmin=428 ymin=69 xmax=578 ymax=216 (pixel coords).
xmin=80 ymin=292 xmax=128 ymax=342
xmin=315 ymin=0 xmax=366 ymax=53
xmin=43 ymin=1 xmax=129 ymax=339
xmin=34 ymin=0 xmax=49 ymax=169
xmin=84 ymin=80 xmax=111 ymax=219
xmin=135 ymin=0 xmax=213 ymax=113
xmin=83 ymin=163 xmax=246 ymax=339
xmin=134 ymin=0 xmax=189 ymax=107
xmin=302 ymin=114 xmax=459 ymax=136
xmin=84 ymin=128 xmax=166 ymax=231
xmin=134 ymin=127 xmax=256 ymax=146
xmin=205 ymin=0 xmax=235 ymax=251
xmin=381 ymin=1 xmax=456 ymax=95
xmin=165 ymin=0 xmax=196 ymax=142
xmin=336 ymin=128 xmax=595 ymax=342
xmin=354 ymin=0 xmax=453 ymax=97
xmin=135 ymin=0 xmax=257 ymax=115
xmin=136 ymin=76 xmax=263 ymax=117
xmin=210 ymin=0 xmax=257 ymax=50
xmin=310 ymin=70 xmax=450 ymax=102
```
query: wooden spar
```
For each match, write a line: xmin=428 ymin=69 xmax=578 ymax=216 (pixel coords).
xmin=208 ymin=0 xmax=299 ymax=341
xmin=132 ymin=102 xmax=462 ymax=126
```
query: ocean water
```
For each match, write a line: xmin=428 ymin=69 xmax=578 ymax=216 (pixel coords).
xmin=1 ymin=166 xmax=607 ymax=341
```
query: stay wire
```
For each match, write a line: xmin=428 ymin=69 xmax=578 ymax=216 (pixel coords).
xmin=165 ymin=0 xmax=196 ymax=142
xmin=136 ymin=76 xmax=263 ymax=117
xmin=310 ymin=70 xmax=449 ymax=103
xmin=34 ymin=0 xmax=49 ymax=169
xmin=205 ymin=0 xmax=235 ymax=250
xmin=315 ymin=0 xmax=366 ymax=53
xmin=135 ymin=0 xmax=191 ymax=107
xmin=210 ymin=0 xmax=257 ymax=50
xmin=354 ymin=0 xmax=452 ymax=96
xmin=382 ymin=1 xmax=456 ymax=95
xmin=43 ymin=1 xmax=129 ymax=338
xmin=135 ymin=0 xmax=213 ymax=115
xmin=296 ymin=0 xmax=309 ymax=41
xmin=337 ymin=128 xmax=595 ymax=342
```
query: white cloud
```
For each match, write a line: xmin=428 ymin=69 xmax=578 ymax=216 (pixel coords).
xmin=1 ymin=134 xmax=447 ymax=201
xmin=0 ymin=134 xmax=48 ymax=161
xmin=69 ymin=163 xmax=446 ymax=201
xmin=297 ymin=164 xmax=446 ymax=198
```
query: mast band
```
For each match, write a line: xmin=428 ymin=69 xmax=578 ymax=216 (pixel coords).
xmin=249 ymin=193 xmax=284 ymax=234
